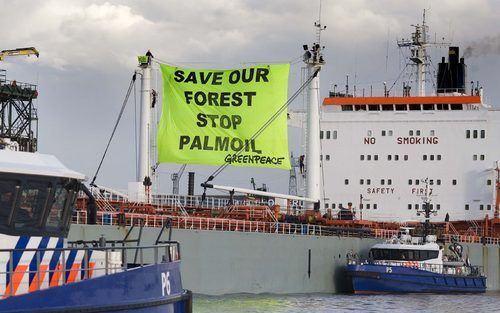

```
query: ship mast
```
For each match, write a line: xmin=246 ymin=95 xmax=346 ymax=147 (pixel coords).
xmin=138 ymin=53 xmax=153 ymax=186
xmin=303 ymin=19 xmax=326 ymax=209
xmin=397 ymin=10 xmax=430 ymax=96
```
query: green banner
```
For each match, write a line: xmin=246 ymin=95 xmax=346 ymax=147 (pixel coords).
xmin=157 ymin=63 xmax=290 ymax=169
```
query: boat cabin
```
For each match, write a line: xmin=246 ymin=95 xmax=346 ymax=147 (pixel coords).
xmin=0 ymin=151 xmax=85 ymax=238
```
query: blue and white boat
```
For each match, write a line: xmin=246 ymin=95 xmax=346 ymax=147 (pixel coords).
xmin=0 ymin=150 xmax=192 ymax=312
xmin=346 ymin=227 xmax=487 ymax=294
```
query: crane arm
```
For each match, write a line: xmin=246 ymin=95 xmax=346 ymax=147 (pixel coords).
xmin=0 ymin=47 xmax=39 ymax=61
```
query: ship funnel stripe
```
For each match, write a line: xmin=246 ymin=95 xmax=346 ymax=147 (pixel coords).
xmin=6 ymin=236 xmax=29 ymax=286
xmin=28 ymin=237 xmax=50 ymax=284
xmin=48 ymin=238 xmax=64 ymax=282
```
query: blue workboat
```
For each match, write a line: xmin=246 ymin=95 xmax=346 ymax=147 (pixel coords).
xmin=346 ymin=228 xmax=487 ymax=294
xmin=0 ymin=150 xmax=192 ymax=312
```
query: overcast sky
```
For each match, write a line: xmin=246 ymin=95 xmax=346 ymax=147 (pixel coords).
xmin=1 ymin=0 xmax=499 ymax=195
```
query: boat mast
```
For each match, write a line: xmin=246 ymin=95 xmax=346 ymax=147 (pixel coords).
xmin=303 ymin=19 xmax=325 ymax=209
xmin=398 ymin=10 xmax=430 ymax=96
xmin=138 ymin=54 xmax=152 ymax=184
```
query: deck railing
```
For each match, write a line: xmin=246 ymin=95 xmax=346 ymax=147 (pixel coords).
xmin=72 ymin=210 xmax=500 ymax=245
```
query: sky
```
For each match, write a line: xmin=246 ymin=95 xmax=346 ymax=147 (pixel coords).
xmin=1 ymin=0 xmax=499 ymax=196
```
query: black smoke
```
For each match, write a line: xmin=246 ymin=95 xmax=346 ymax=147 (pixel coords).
xmin=463 ymin=34 xmax=500 ymax=58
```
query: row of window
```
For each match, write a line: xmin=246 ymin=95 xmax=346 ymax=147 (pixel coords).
xmin=320 ymin=155 xmax=331 ymax=161
xmin=409 ymin=179 xmax=443 ymax=186
xmin=422 ymin=155 xmax=442 ymax=161
xmin=465 ymin=204 xmax=492 ymax=211
xmin=407 ymin=204 xmax=441 ymax=210
xmin=324 ymin=203 xmax=379 ymax=210
xmin=320 ymin=130 xmax=338 ymax=139
xmin=473 ymin=154 xmax=485 ymax=161
xmin=466 ymin=129 xmax=485 ymax=139
xmin=342 ymin=103 xmax=463 ymax=112
xmin=358 ymin=179 xmax=393 ymax=185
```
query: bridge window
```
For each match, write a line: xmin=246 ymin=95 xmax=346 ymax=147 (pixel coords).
xmin=15 ymin=180 xmax=50 ymax=229
xmin=395 ymin=104 xmax=407 ymax=111
xmin=326 ymin=131 xmax=331 ymax=139
xmin=450 ymin=104 xmax=463 ymax=110
xmin=370 ymin=248 xmax=438 ymax=261
xmin=487 ymin=180 xmax=492 ymax=186
xmin=487 ymin=205 xmax=491 ymax=210
xmin=46 ymin=180 xmax=72 ymax=230
xmin=341 ymin=105 xmax=353 ymax=111
xmin=368 ymin=105 xmax=379 ymax=111
xmin=332 ymin=131 xmax=337 ymax=139
xmin=480 ymin=130 xmax=485 ymax=138
xmin=409 ymin=104 xmax=420 ymax=111
xmin=0 ymin=179 xmax=19 ymax=221
xmin=473 ymin=130 xmax=478 ymax=139
xmin=320 ymin=130 xmax=324 ymax=139
xmin=466 ymin=130 xmax=470 ymax=138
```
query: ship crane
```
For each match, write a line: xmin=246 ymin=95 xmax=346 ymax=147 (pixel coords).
xmin=0 ymin=47 xmax=39 ymax=61
xmin=171 ymin=164 xmax=187 ymax=194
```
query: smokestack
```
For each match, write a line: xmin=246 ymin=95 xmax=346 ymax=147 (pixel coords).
xmin=437 ymin=47 xmax=466 ymax=94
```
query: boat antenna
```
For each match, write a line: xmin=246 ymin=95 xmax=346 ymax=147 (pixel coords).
xmin=91 ymin=73 xmax=137 ymax=186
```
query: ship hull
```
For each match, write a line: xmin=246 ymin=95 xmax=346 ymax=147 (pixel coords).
xmin=347 ymin=264 xmax=486 ymax=294
xmin=68 ymin=224 xmax=499 ymax=294
xmin=0 ymin=261 xmax=192 ymax=313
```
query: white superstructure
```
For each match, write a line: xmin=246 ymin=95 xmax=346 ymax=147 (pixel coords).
xmin=319 ymin=67 xmax=499 ymax=222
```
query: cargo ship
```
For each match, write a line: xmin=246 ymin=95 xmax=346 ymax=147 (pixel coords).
xmin=3 ymin=15 xmax=499 ymax=295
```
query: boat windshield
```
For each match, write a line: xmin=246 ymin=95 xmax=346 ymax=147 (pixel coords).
xmin=370 ymin=248 xmax=439 ymax=261
xmin=0 ymin=173 xmax=80 ymax=237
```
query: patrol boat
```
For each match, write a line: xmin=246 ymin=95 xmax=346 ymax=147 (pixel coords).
xmin=347 ymin=195 xmax=487 ymax=293
xmin=0 ymin=150 xmax=192 ymax=311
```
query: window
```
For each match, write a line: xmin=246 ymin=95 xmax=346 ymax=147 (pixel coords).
xmin=408 ymin=204 xmax=412 ymax=210
xmin=320 ymin=155 xmax=323 ymax=161
xmin=415 ymin=204 xmax=419 ymax=210
xmin=473 ymin=155 xmax=478 ymax=161
xmin=388 ymin=155 xmax=392 ymax=161
xmin=466 ymin=130 xmax=470 ymax=138
xmin=437 ymin=204 xmax=441 ymax=210
xmin=46 ymin=180 xmax=70 ymax=229
xmin=487 ymin=180 xmax=492 ymax=186
xmin=373 ymin=204 xmax=378 ymax=210
xmin=388 ymin=130 xmax=393 ymax=136
xmin=408 ymin=179 xmax=412 ymax=185
xmin=388 ymin=179 xmax=392 ymax=185
xmin=480 ymin=130 xmax=485 ymax=138
xmin=409 ymin=130 xmax=414 ymax=136
xmin=360 ymin=155 xmax=365 ymax=161
xmin=326 ymin=131 xmax=331 ymax=139
xmin=367 ymin=130 xmax=372 ymax=136
xmin=344 ymin=179 xmax=349 ymax=185
xmin=473 ymin=130 xmax=478 ymax=138
xmin=325 ymin=155 xmax=330 ymax=161
xmin=16 ymin=180 xmax=50 ymax=229
xmin=480 ymin=205 xmax=484 ymax=211
xmin=404 ymin=155 xmax=408 ymax=161
xmin=480 ymin=155 xmax=485 ymax=161
xmin=395 ymin=155 xmax=399 ymax=161
xmin=367 ymin=179 xmax=371 ymax=185
xmin=416 ymin=130 xmax=421 ymax=136
xmin=437 ymin=155 xmax=442 ymax=161
xmin=437 ymin=179 xmax=441 ymax=185
xmin=452 ymin=179 xmax=457 ymax=185
xmin=382 ymin=130 xmax=386 ymax=136
xmin=0 ymin=179 xmax=19 ymax=221
xmin=430 ymin=130 xmax=435 ymax=136
xmin=374 ymin=155 xmax=379 ymax=161
xmin=325 ymin=203 xmax=329 ymax=209
xmin=360 ymin=179 xmax=364 ymax=185
xmin=366 ymin=204 xmax=371 ymax=209
xmin=430 ymin=179 xmax=434 ymax=185
xmin=487 ymin=205 xmax=492 ymax=211
xmin=320 ymin=130 xmax=324 ymax=139
xmin=381 ymin=179 xmax=385 ymax=185
xmin=415 ymin=180 xmax=420 ymax=185
xmin=332 ymin=204 xmax=336 ymax=209
xmin=465 ymin=204 xmax=469 ymax=210
xmin=367 ymin=155 xmax=372 ymax=161
xmin=430 ymin=155 xmax=435 ymax=161
xmin=333 ymin=131 xmax=338 ymax=139
xmin=423 ymin=155 xmax=427 ymax=161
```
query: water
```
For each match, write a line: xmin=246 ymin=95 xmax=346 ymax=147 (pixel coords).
xmin=194 ymin=293 xmax=500 ymax=313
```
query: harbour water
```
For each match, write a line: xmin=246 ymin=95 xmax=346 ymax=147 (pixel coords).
xmin=194 ymin=293 xmax=500 ymax=313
